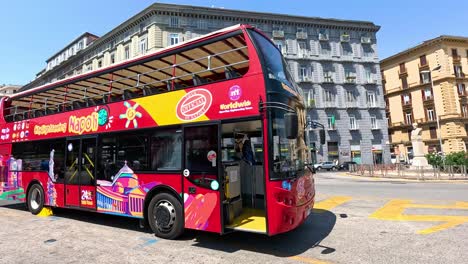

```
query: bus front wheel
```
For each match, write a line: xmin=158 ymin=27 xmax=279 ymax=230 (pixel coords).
xmin=27 ymin=184 xmax=44 ymax=215
xmin=148 ymin=192 xmax=184 ymax=239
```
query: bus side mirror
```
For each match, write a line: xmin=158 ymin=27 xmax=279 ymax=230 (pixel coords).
xmin=285 ymin=113 xmax=298 ymax=139
xmin=319 ymin=129 xmax=326 ymax=145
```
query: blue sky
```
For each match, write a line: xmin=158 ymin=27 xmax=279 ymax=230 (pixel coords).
xmin=1 ymin=0 xmax=467 ymax=85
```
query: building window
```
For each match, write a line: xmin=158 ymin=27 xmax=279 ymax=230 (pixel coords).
xmin=323 ymin=70 xmax=334 ymax=83
xmin=365 ymin=67 xmax=373 ymax=83
xmin=405 ymin=112 xmax=413 ymax=125
xmin=169 ymin=33 xmax=179 ymax=46
xmin=97 ymin=60 xmax=102 ymax=68
xmin=429 ymin=126 xmax=437 ymax=139
xmin=341 ymin=43 xmax=353 ymax=56
xmin=78 ymin=41 xmax=83 ymax=50
xmin=423 ymin=87 xmax=433 ymax=100
xmin=454 ymin=65 xmax=464 ymax=78
xmin=346 ymin=90 xmax=355 ymax=102
xmin=198 ymin=19 xmax=208 ymax=30
xmin=139 ymin=38 xmax=147 ymax=54
xmin=327 ymin=115 xmax=336 ymax=130
xmin=420 ymin=71 xmax=431 ymax=84
xmin=427 ymin=108 xmax=436 ymax=121
xmin=402 ymin=93 xmax=411 ymax=105
xmin=350 ymin=115 xmax=358 ymax=130
xmin=401 ymin=76 xmax=408 ymax=89
xmin=139 ymin=22 xmax=146 ymax=32
xmin=86 ymin=64 xmax=92 ymax=72
xmin=462 ymin=104 xmax=468 ymax=117
xmin=370 ymin=115 xmax=378 ymax=129
xmin=300 ymin=65 xmax=309 ymax=81
xmin=323 ymin=89 xmax=335 ymax=102
xmin=452 ymin=48 xmax=458 ymax=57
xmin=124 ymin=46 xmax=130 ymax=60
xmin=362 ymin=45 xmax=373 ymax=57
xmin=345 ymin=68 xmax=356 ymax=83
xmin=320 ymin=42 xmax=331 ymax=55
xmin=298 ymin=41 xmax=307 ymax=51
xmin=399 ymin=63 xmax=406 ymax=73
xmin=457 ymin=83 xmax=466 ymax=96
xmin=367 ymin=91 xmax=376 ymax=107
xmin=275 ymin=41 xmax=284 ymax=53
xmin=170 ymin=17 xmax=180 ymax=28
xmin=110 ymin=52 xmax=115 ymax=64
xmin=420 ymin=55 xmax=427 ymax=66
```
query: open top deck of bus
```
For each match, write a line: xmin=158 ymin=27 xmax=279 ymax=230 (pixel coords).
xmin=3 ymin=24 xmax=252 ymax=123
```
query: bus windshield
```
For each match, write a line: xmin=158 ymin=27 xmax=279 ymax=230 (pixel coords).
xmin=249 ymin=29 xmax=308 ymax=179
xmin=248 ymin=29 xmax=301 ymax=96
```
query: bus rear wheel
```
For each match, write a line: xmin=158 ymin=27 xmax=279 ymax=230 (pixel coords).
xmin=148 ymin=192 xmax=184 ymax=239
xmin=27 ymin=184 xmax=44 ymax=215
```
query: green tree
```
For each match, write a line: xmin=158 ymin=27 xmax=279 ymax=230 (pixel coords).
xmin=426 ymin=153 xmax=443 ymax=167
xmin=444 ymin=151 xmax=468 ymax=166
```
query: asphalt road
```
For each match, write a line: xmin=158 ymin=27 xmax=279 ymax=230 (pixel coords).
xmin=0 ymin=172 xmax=467 ymax=264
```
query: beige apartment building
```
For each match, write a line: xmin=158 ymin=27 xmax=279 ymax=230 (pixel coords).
xmin=381 ymin=36 xmax=468 ymax=161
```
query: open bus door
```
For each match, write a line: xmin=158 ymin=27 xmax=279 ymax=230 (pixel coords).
xmin=64 ymin=137 xmax=97 ymax=209
xmin=182 ymin=123 xmax=223 ymax=233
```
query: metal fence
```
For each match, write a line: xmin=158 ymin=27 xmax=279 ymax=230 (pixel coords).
xmin=348 ymin=164 xmax=468 ymax=180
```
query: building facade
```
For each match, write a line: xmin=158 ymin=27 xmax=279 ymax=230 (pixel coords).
xmin=0 ymin=85 xmax=21 ymax=96
xmin=21 ymin=3 xmax=390 ymax=164
xmin=381 ymin=36 xmax=468 ymax=162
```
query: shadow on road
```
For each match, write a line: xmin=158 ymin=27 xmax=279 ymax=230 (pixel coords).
xmin=186 ymin=209 xmax=337 ymax=257
xmin=1 ymin=203 xmax=336 ymax=257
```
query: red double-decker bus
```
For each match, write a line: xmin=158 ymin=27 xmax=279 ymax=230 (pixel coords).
xmin=0 ymin=24 xmax=318 ymax=239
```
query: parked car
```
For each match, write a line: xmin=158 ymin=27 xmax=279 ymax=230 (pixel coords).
xmin=338 ymin=161 xmax=357 ymax=171
xmin=313 ymin=161 xmax=337 ymax=171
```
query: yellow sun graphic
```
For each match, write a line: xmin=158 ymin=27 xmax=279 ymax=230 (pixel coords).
xmin=119 ymin=101 xmax=142 ymax=128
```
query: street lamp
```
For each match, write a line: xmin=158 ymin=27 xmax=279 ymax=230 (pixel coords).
xmin=420 ymin=65 xmax=443 ymax=156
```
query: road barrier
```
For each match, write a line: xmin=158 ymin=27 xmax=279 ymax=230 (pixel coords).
xmin=348 ymin=164 xmax=468 ymax=180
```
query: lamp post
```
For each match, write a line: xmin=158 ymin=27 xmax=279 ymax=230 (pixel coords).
xmin=420 ymin=65 xmax=443 ymax=157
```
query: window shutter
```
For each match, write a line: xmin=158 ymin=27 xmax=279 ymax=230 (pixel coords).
xmin=331 ymin=42 xmax=339 ymax=57
xmin=286 ymin=39 xmax=297 ymax=54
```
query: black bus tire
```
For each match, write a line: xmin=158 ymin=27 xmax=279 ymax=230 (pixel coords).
xmin=27 ymin=184 xmax=44 ymax=215
xmin=147 ymin=192 xmax=184 ymax=239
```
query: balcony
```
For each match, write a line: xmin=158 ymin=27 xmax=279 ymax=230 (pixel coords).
xmin=361 ymin=36 xmax=372 ymax=44
xmin=272 ymin=30 xmax=285 ymax=38
xmin=296 ymin=32 xmax=308 ymax=39
xmin=344 ymin=76 xmax=356 ymax=84
xmin=340 ymin=34 xmax=350 ymax=42
xmin=345 ymin=101 xmax=359 ymax=108
xmin=367 ymin=101 xmax=379 ymax=108
xmin=398 ymin=68 xmax=408 ymax=77
xmin=453 ymin=55 xmax=461 ymax=64
xmin=319 ymin=33 xmax=329 ymax=41
xmin=323 ymin=76 xmax=334 ymax=84
xmin=299 ymin=76 xmax=312 ymax=83
xmin=423 ymin=95 xmax=434 ymax=106
xmin=323 ymin=101 xmax=337 ymax=108
xmin=402 ymin=101 xmax=412 ymax=109
xmin=298 ymin=50 xmax=310 ymax=58
xmin=365 ymin=78 xmax=377 ymax=85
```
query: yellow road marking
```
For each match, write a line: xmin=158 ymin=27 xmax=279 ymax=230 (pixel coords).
xmin=314 ymin=196 xmax=352 ymax=211
xmin=370 ymin=199 xmax=468 ymax=234
xmin=289 ymin=256 xmax=333 ymax=264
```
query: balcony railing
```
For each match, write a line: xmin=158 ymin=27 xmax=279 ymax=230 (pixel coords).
xmin=367 ymin=101 xmax=379 ymax=108
xmin=272 ymin=30 xmax=285 ymax=38
xmin=398 ymin=68 xmax=408 ymax=76
xmin=344 ymin=76 xmax=356 ymax=84
xmin=345 ymin=101 xmax=359 ymax=108
xmin=340 ymin=35 xmax=350 ymax=42
xmin=296 ymin=32 xmax=308 ymax=39
xmin=323 ymin=101 xmax=337 ymax=108
xmin=453 ymin=55 xmax=461 ymax=64
xmin=323 ymin=76 xmax=334 ymax=83
xmin=319 ymin=33 xmax=329 ymax=41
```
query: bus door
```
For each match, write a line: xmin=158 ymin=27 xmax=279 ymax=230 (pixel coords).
xmin=182 ymin=123 xmax=222 ymax=233
xmin=64 ymin=137 xmax=97 ymax=209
